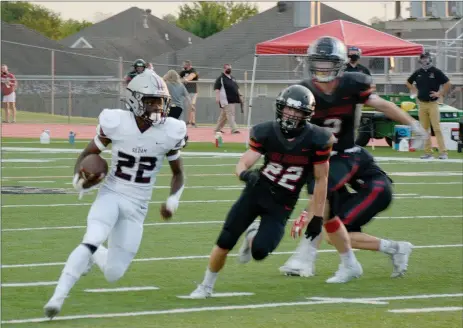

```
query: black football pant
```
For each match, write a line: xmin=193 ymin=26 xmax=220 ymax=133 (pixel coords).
xmin=308 ymin=147 xmax=393 ymax=232
xmin=216 ymin=182 xmax=294 ymax=261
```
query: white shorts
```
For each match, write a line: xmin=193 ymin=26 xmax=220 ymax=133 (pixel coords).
xmin=82 ymin=185 xmax=148 ymax=254
xmin=2 ymin=92 xmax=16 ymax=103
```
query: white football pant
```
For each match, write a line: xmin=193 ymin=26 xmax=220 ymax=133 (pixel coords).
xmin=82 ymin=186 xmax=148 ymax=282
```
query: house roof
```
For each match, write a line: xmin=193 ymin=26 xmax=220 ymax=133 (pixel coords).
xmin=59 ymin=7 xmax=201 ymax=63
xmin=151 ymin=2 xmax=368 ymax=80
xmin=1 ymin=21 xmax=117 ymax=75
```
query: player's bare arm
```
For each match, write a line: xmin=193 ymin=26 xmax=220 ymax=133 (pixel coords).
xmin=72 ymin=133 xmax=112 ymax=197
xmin=160 ymin=149 xmax=185 ymax=220
xmin=236 ymin=149 xmax=262 ymax=186
xmin=74 ymin=134 xmax=111 ymax=175
xmin=365 ymin=95 xmax=428 ymax=147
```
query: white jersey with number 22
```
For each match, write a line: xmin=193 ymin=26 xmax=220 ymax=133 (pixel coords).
xmin=96 ymin=109 xmax=186 ymax=202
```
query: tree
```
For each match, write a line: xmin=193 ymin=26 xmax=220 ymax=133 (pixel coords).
xmin=175 ymin=2 xmax=258 ymax=38
xmin=162 ymin=13 xmax=177 ymax=25
xmin=1 ymin=1 xmax=92 ymax=40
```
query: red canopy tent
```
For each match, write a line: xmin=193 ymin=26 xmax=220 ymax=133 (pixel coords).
xmin=246 ymin=20 xmax=424 ymax=139
xmin=255 ymin=20 xmax=424 ymax=57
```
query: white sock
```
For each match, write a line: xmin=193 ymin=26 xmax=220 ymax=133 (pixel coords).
xmin=307 ymin=234 xmax=322 ymax=249
xmin=52 ymin=244 xmax=92 ymax=300
xmin=340 ymin=249 xmax=357 ymax=267
xmin=379 ymin=239 xmax=398 ymax=255
xmin=202 ymin=267 xmax=218 ymax=288
xmin=92 ymin=245 xmax=108 ymax=272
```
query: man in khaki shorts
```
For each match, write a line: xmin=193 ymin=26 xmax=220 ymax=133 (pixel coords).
xmin=406 ymin=52 xmax=451 ymax=159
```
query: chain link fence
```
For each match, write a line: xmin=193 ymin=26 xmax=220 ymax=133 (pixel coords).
xmin=4 ymin=35 xmax=462 ymax=125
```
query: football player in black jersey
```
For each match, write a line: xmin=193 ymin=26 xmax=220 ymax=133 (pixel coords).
xmin=189 ymin=85 xmax=335 ymax=298
xmin=279 ymin=36 xmax=428 ymax=282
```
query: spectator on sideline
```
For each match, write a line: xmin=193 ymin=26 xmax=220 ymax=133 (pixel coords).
xmin=163 ymin=70 xmax=191 ymax=120
xmin=124 ymin=59 xmax=147 ymax=85
xmin=214 ymin=63 xmax=243 ymax=134
xmin=344 ymin=47 xmax=371 ymax=136
xmin=179 ymin=60 xmax=199 ymax=127
xmin=345 ymin=47 xmax=371 ymax=75
xmin=406 ymin=52 xmax=451 ymax=159
xmin=1 ymin=64 xmax=17 ymax=123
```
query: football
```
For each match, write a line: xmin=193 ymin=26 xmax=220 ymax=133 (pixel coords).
xmin=79 ymin=154 xmax=108 ymax=188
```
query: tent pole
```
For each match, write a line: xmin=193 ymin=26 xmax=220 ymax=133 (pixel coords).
xmin=246 ymin=55 xmax=258 ymax=148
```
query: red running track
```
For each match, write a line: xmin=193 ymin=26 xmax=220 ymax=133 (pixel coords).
xmin=2 ymin=122 xmax=439 ymax=147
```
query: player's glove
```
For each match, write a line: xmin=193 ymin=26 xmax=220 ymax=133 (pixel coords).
xmin=305 ymin=215 xmax=324 ymax=241
xmin=72 ymin=172 xmax=104 ymax=200
xmin=410 ymin=120 xmax=429 ymax=150
xmin=239 ymin=169 xmax=260 ymax=187
xmin=291 ymin=210 xmax=309 ymax=239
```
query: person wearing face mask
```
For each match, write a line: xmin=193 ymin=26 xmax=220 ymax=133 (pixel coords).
xmin=345 ymin=47 xmax=371 ymax=139
xmin=345 ymin=47 xmax=371 ymax=76
xmin=179 ymin=60 xmax=199 ymax=127
xmin=406 ymin=52 xmax=452 ymax=160
xmin=213 ymin=64 xmax=243 ymax=134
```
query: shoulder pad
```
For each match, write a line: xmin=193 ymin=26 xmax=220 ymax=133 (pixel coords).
xmin=343 ymin=72 xmax=372 ymax=91
xmin=165 ymin=118 xmax=187 ymax=150
xmin=97 ymin=109 xmax=124 ymax=139
xmin=165 ymin=117 xmax=187 ymax=139
xmin=310 ymin=124 xmax=333 ymax=147
xmin=297 ymin=79 xmax=311 ymax=89
xmin=251 ymin=121 xmax=273 ymax=140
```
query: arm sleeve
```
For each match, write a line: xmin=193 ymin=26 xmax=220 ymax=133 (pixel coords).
xmin=213 ymin=77 xmax=221 ymax=90
xmin=249 ymin=125 xmax=266 ymax=154
xmin=407 ymin=71 xmax=417 ymax=84
xmin=355 ymin=74 xmax=376 ymax=104
xmin=310 ymin=127 xmax=333 ymax=165
xmin=96 ymin=109 xmax=120 ymax=140
xmin=436 ymin=69 xmax=450 ymax=84
xmin=169 ymin=121 xmax=188 ymax=151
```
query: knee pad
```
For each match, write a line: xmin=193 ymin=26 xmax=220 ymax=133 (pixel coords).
xmin=104 ymin=266 xmax=126 ymax=283
xmin=216 ymin=228 xmax=240 ymax=250
xmin=251 ymin=246 xmax=269 ymax=261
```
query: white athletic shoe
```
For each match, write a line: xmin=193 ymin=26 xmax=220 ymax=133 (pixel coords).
xmin=391 ymin=242 xmax=413 ymax=278
xmin=238 ymin=221 xmax=260 ymax=264
xmin=279 ymin=239 xmax=317 ymax=277
xmin=43 ymin=296 xmax=65 ymax=319
xmin=189 ymin=284 xmax=213 ymax=299
xmin=326 ymin=261 xmax=363 ymax=283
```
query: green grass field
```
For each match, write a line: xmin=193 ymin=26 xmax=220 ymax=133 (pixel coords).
xmin=1 ymin=140 xmax=462 ymax=327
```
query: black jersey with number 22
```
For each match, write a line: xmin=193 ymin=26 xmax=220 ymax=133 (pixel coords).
xmin=249 ymin=121 xmax=332 ymax=207
xmin=298 ymin=72 xmax=375 ymax=152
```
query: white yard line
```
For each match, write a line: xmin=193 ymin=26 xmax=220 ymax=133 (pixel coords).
xmin=388 ymin=306 xmax=463 ymax=313
xmin=0 ymin=300 xmax=340 ymax=324
xmin=2 ymin=215 xmax=462 ymax=233
xmin=2 ymin=244 xmax=461 ymax=269
xmin=2 ymin=293 xmax=463 ymax=324
xmin=84 ymin=286 xmax=160 ymax=293
xmin=3 ymin=195 xmax=463 ymax=209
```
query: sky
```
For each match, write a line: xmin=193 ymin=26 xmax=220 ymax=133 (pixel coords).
xmin=33 ymin=1 xmax=411 ymax=24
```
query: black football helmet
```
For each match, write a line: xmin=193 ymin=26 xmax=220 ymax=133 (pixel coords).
xmin=275 ymin=85 xmax=316 ymax=137
xmin=307 ymin=36 xmax=348 ymax=83
xmin=133 ymin=58 xmax=147 ymax=73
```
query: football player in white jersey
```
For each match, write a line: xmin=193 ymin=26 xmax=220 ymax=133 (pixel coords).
xmin=44 ymin=70 xmax=187 ymax=319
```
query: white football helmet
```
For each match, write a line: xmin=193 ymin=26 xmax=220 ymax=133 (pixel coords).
xmin=126 ymin=70 xmax=171 ymax=124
